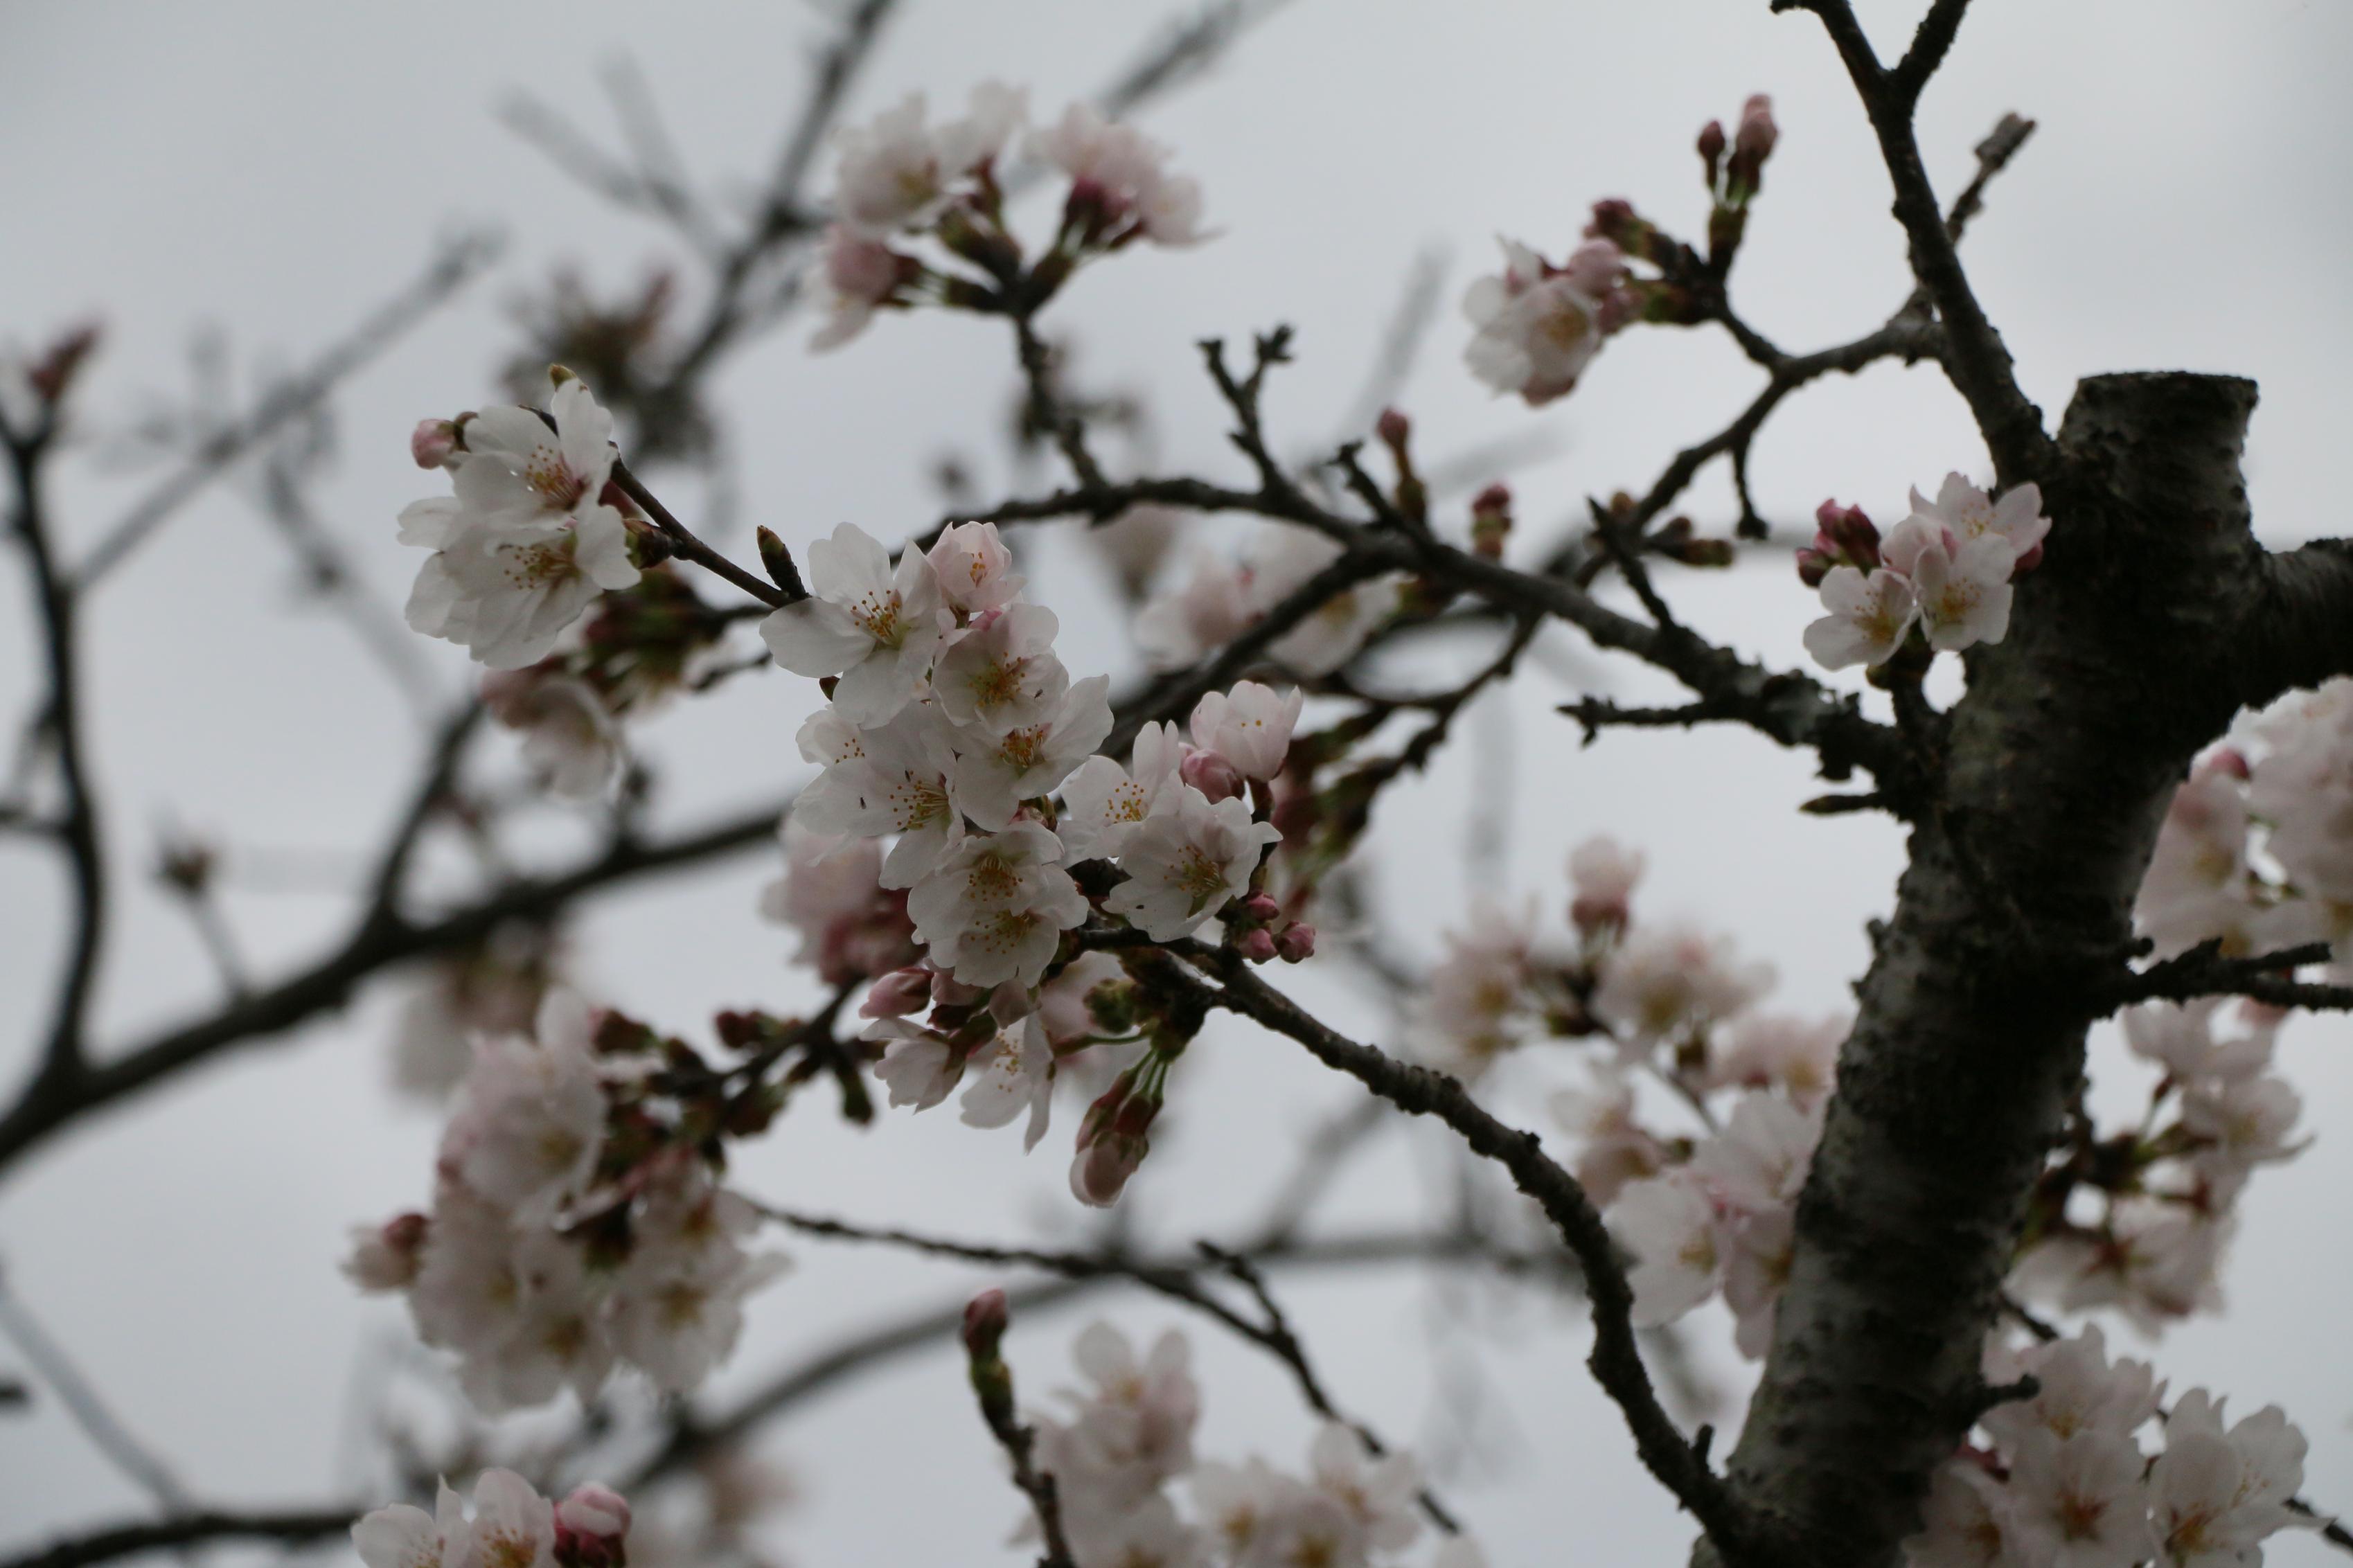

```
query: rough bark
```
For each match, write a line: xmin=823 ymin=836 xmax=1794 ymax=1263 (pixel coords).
xmin=1712 ymin=372 xmax=2266 ymax=1565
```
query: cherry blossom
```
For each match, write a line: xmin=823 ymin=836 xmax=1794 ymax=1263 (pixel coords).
xmin=926 ymin=519 xmax=1026 ymax=618
xmin=950 ymin=673 xmax=1113 ymax=829
xmin=353 ymin=1479 xmax=471 ymax=1568
xmin=1802 ymin=564 xmax=1919 ymax=670
xmin=1135 ymin=551 xmax=1257 ymax=670
xmin=1033 ymin=1322 xmax=1201 ymax=1517
xmin=1906 ymin=473 xmax=2050 ymax=565
xmin=1102 ymin=785 xmax=1282 ymax=941
xmin=956 ymin=1013 xmax=1056 ymax=1148
xmin=1590 ymin=923 xmax=1772 ymax=1051
xmin=1462 ymin=237 xmax=1625 ymax=404
xmin=1883 ymin=516 xmax=2016 ymax=653
xmin=481 ymin=666 xmax=623 ymax=801
xmin=907 ymin=821 xmax=1087 ymax=988
xmin=2002 ymin=1429 xmax=2157 ymax=1568
xmin=607 ymin=1168 xmax=785 ymax=1394
xmin=932 ymin=600 xmax=1070 ymax=734
xmin=439 ymin=990 xmax=606 ymax=1224
xmin=868 ymin=1017 xmax=962 ymax=1110
xmin=759 ymin=522 xmax=947 ymax=726
xmin=1980 ymin=1326 xmax=2162 ymax=1454
xmin=1188 ymin=680 xmax=1303 ymax=781
xmin=1246 ymin=526 xmax=1402 ymax=677
xmin=756 ymin=817 xmax=917 ymax=986
xmin=1031 ymin=102 xmax=1209 ymax=247
xmin=388 ymin=926 xmax=556 ymax=1101
xmin=2150 ymin=1390 xmax=2309 ymax=1567
xmin=1417 ymin=900 xmax=1542 ymax=1078
xmin=831 ymin=83 xmax=1025 ymax=237
xmin=810 ymin=225 xmax=917 ymax=351
xmin=1902 ymin=1461 xmax=2018 ymax=1568
xmin=837 ymin=706 xmax=971 ymax=889
xmin=1568 ymin=834 xmax=1644 ymax=934
xmin=1056 ymin=722 xmax=1187 ymax=861
xmin=1550 ymin=1068 xmax=1667 ymax=1205
xmin=1705 ymin=1013 xmax=1845 ymax=1106
xmin=1610 ymin=1171 xmax=1722 ymax=1327
xmin=1307 ymin=1420 xmax=1423 ymax=1554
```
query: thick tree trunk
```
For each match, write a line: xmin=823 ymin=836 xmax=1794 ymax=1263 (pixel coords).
xmin=1709 ymin=373 xmax=2265 ymax=1566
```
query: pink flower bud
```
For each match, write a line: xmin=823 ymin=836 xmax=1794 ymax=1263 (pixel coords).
xmin=1697 ymin=118 xmax=1728 ymax=173
xmin=1735 ymin=94 xmax=1778 ymax=164
xmin=342 ymin=1212 xmax=429 ymax=1292
xmin=1070 ymin=1137 xmax=1139 ymax=1206
xmin=1236 ymin=927 xmax=1278 ymax=963
xmin=554 ymin=1484 xmax=630 ymax=1568
xmin=1180 ymin=748 xmax=1245 ymax=803
xmin=961 ymin=1288 xmax=1011 ymax=1359
xmin=1376 ymin=407 xmax=1411 ymax=448
xmin=410 ymin=418 xmax=461 ymax=470
xmin=2012 ymin=541 xmax=2044 ymax=576
xmin=2208 ymin=747 xmax=2252 ymax=781
xmin=862 ymin=967 xmax=933 ymax=1019
xmin=1275 ymin=924 xmax=1317 ymax=963
xmin=1814 ymin=500 xmax=1881 ymax=569
xmin=1239 ymin=893 xmax=1281 ymax=923
xmin=1795 ymin=547 xmax=1833 ymax=589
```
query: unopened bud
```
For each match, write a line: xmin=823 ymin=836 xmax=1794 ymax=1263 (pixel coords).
xmin=756 ymin=526 xmax=808 ymax=599
xmin=1734 ymin=94 xmax=1778 ymax=165
xmin=556 ymin=1485 xmax=631 ymax=1544
xmin=1181 ymin=748 xmax=1245 ymax=803
xmin=1795 ymin=547 xmax=1833 ymax=589
xmin=2012 ymin=541 xmax=2044 ymax=576
xmin=1376 ymin=407 xmax=1411 ymax=449
xmin=1697 ymin=119 xmax=1728 ymax=184
xmin=961 ymin=1288 xmax=1011 ymax=1360
xmin=1471 ymin=482 xmax=1513 ymax=560
xmin=409 ymin=418 xmax=461 ymax=470
xmin=1815 ymin=500 xmax=1880 ymax=569
xmin=27 ymin=323 xmax=100 ymax=405
xmin=932 ymin=969 xmax=984 ymax=1008
xmin=548 ymin=363 xmax=579 ymax=388
xmin=2207 ymin=747 xmax=2252 ymax=781
xmin=1238 ymin=893 xmax=1281 ymax=924
xmin=1275 ymin=924 xmax=1317 ymax=963
xmin=1236 ymin=927 xmax=1278 ymax=964
xmin=862 ymin=968 xmax=933 ymax=1019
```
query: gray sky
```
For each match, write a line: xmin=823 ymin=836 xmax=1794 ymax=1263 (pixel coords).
xmin=3 ymin=1 xmax=2351 ymax=1562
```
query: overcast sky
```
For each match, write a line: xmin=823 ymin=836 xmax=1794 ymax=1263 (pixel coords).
xmin=3 ymin=1 xmax=2351 ymax=1562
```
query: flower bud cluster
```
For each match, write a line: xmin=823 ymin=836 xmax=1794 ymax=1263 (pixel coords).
xmin=346 ymin=991 xmax=783 ymax=1411
xmin=1801 ymin=472 xmax=2051 ymax=671
xmin=813 ymin=85 xmax=1207 ymax=350
xmin=1901 ymin=1327 xmax=2311 ymax=1568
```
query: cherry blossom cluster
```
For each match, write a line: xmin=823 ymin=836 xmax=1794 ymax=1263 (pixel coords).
xmin=346 ymin=990 xmax=784 ymax=1411
xmin=815 ymin=84 xmax=1207 ymax=350
xmin=2138 ymin=680 xmax=2353 ymax=966
xmin=1899 ymin=1326 xmax=2311 ymax=1568
xmin=1002 ymin=1319 xmax=1477 ymax=1568
xmin=1136 ymin=523 xmax=1405 ymax=676
xmin=1800 ymin=474 xmax=2052 ymax=670
xmin=758 ymin=517 xmax=1314 ymax=1201
xmin=355 ymin=1468 xmax=631 ymax=1568
xmin=1462 ymin=95 xmax=1782 ymax=405
xmin=389 ymin=923 xmax=563 ymax=1101
xmin=2006 ymin=997 xmax=2302 ymax=1335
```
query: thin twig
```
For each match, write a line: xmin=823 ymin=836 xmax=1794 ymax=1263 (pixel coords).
xmin=0 ymin=1268 xmax=193 ymax=1510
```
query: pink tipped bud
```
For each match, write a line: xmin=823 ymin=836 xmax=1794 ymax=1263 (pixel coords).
xmin=1586 ymin=198 xmax=1636 ymax=242
xmin=1236 ymin=927 xmax=1278 ymax=964
xmin=1070 ymin=1137 xmax=1139 ymax=1206
xmin=1239 ymin=893 xmax=1281 ymax=924
xmin=1376 ymin=407 xmax=1411 ymax=448
xmin=1697 ymin=118 xmax=1728 ymax=173
xmin=1275 ymin=924 xmax=1317 ymax=963
xmin=554 ymin=1484 xmax=630 ymax=1568
xmin=961 ymin=1288 xmax=1011 ymax=1360
xmin=1814 ymin=500 xmax=1881 ymax=569
xmin=342 ymin=1212 xmax=429 ymax=1292
xmin=1735 ymin=95 xmax=1778 ymax=163
xmin=2207 ymin=747 xmax=2252 ymax=781
xmin=2012 ymin=541 xmax=2045 ymax=576
xmin=1795 ymin=547 xmax=1833 ymax=589
xmin=862 ymin=967 xmax=933 ymax=1019
xmin=1181 ymin=748 xmax=1245 ymax=803
xmin=410 ymin=418 xmax=462 ymax=470
xmin=1561 ymin=239 xmax=1627 ymax=299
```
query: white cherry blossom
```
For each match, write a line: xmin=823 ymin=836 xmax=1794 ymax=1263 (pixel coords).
xmin=1609 ymin=1171 xmax=1722 ymax=1327
xmin=1031 ymin=102 xmax=1208 ymax=247
xmin=1103 ymin=785 xmax=1281 ymax=941
xmin=1247 ymin=526 xmax=1401 ymax=677
xmin=926 ymin=519 xmax=1025 ymax=618
xmin=1462 ymin=237 xmax=1619 ymax=404
xmin=1907 ymin=473 xmax=2050 ymax=562
xmin=403 ymin=501 xmax=640 ymax=670
xmin=867 ymin=1017 xmax=961 ymax=1110
xmin=759 ymin=523 xmax=947 ymax=727
xmin=1568 ymin=834 xmax=1645 ymax=932
xmin=845 ymin=706 xmax=971 ymax=889
xmin=1803 ymin=564 xmax=1919 ymax=670
xmin=1308 ymin=1420 xmax=1423 ymax=1554
xmin=950 ymin=674 xmax=1112 ymax=829
xmin=756 ymin=817 xmax=916 ymax=985
xmin=2151 ymin=1390 xmax=2309 ymax=1568
xmin=957 ymin=1013 xmax=1055 ymax=1149
xmin=932 ymin=601 xmax=1070 ymax=735
xmin=1188 ymin=680 xmax=1302 ymax=781
xmin=1591 ymin=923 xmax=1773 ymax=1051
xmin=810 ymin=225 xmax=912 ymax=351
xmin=1884 ymin=517 xmax=2015 ymax=653
xmin=1058 ymin=722 xmax=1186 ymax=861
xmin=1901 ymin=1461 xmax=2018 ymax=1568
xmin=831 ymin=83 xmax=1025 ymax=236
xmin=2003 ymin=1429 xmax=2157 ymax=1568
xmin=353 ymin=1480 xmax=470 ymax=1568
xmin=481 ymin=668 xmax=622 ymax=800
xmin=440 ymin=990 xmax=606 ymax=1224
xmin=1136 ymin=551 xmax=1257 ymax=671
xmin=907 ymin=821 xmax=1087 ymax=988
